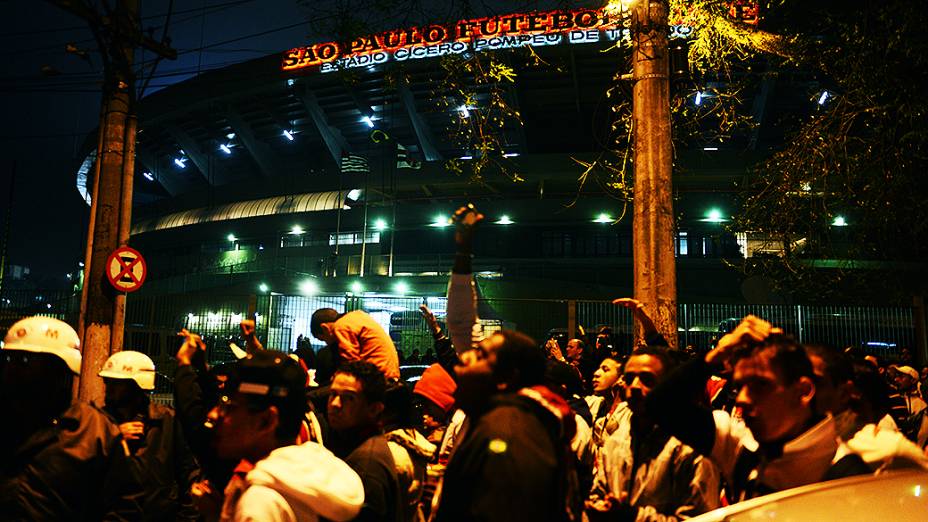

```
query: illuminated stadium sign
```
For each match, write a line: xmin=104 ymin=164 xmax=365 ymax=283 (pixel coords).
xmin=282 ymin=7 xmax=693 ymax=73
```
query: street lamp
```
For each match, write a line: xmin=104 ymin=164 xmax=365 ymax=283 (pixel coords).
xmin=351 ymin=281 xmax=364 ymax=293
xmin=373 ymin=218 xmax=387 ymax=231
xmin=496 ymin=215 xmax=514 ymax=225
xmin=299 ymin=279 xmax=319 ymax=296
xmin=430 ymin=215 xmax=450 ymax=228
xmin=259 ymin=283 xmax=269 ymax=293
xmin=594 ymin=213 xmax=612 ymax=223
xmin=832 ymin=216 xmax=848 ymax=227
xmin=393 ymin=281 xmax=409 ymax=295
xmin=704 ymin=209 xmax=726 ymax=223
xmin=227 ymin=234 xmax=237 ymax=242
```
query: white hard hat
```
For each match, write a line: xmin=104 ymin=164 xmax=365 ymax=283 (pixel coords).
xmin=2 ymin=316 xmax=82 ymax=375
xmin=99 ymin=350 xmax=156 ymax=390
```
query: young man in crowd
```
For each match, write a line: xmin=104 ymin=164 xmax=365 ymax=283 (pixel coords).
xmin=804 ymin=345 xmax=928 ymax=470
xmin=586 ymin=357 xmax=622 ymax=423
xmin=647 ymin=315 xmax=870 ymax=502
xmin=327 ymin=361 xmax=402 ymax=522
xmin=311 ymin=308 xmax=400 ymax=380
xmin=893 ymin=365 xmax=927 ymax=417
xmin=586 ymin=346 xmax=720 ymax=522
xmin=433 ymin=204 xmax=580 ymax=522
xmin=205 ymin=350 xmax=364 ymax=522
xmin=99 ymin=350 xmax=200 ymax=520
xmin=0 ymin=316 xmax=142 ymax=519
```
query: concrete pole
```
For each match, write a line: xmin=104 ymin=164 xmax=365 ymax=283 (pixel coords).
xmin=632 ymin=0 xmax=678 ymax=348
xmin=76 ymin=1 xmax=137 ymax=403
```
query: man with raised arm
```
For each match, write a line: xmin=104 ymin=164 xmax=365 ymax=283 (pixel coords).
xmin=433 ymin=204 xmax=581 ymax=522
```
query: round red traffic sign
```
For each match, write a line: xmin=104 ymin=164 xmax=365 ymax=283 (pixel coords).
xmin=105 ymin=246 xmax=147 ymax=293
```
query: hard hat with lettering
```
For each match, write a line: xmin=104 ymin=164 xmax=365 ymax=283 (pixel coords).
xmin=99 ymin=350 xmax=156 ymax=390
xmin=2 ymin=316 xmax=82 ymax=375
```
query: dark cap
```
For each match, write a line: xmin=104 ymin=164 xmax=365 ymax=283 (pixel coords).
xmin=235 ymin=350 xmax=306 ymax=402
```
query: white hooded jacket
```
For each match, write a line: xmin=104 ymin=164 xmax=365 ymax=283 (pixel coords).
xmin=229 ymin=441 xmax=365 ymax=522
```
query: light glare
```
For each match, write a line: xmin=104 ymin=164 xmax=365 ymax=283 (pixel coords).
xmin=299 ymin=279 xmax=320 ymax=296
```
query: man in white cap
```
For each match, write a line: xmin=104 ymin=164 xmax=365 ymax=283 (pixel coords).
xmin=893 ymin=365 xmax=926 ymax=417
xmin=99 ymin=350 xmax=201 ymax=520
xmin=0 ymin=316 xmax=142 ymax=520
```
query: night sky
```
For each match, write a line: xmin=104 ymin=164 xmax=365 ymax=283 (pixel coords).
xmin=0 ymin=0 xmax=309 ymax=283
xmin=0 ymin=0 xmax=584 ymax=284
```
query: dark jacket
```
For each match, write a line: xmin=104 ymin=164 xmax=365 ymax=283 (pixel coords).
xmin=173 ymin=363 xmax=236 ymax=489
xmin=104 ymin=401 xmax=201 ymax=521
xmin=434 ymin=389 xmax=579 ymax=522
xmin=0 ymin=401 xmax=142 ymax=521
xmin=337 ymin=434 xmax=402 ymax=522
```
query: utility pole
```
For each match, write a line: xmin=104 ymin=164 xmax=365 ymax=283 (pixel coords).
xmin=631 ymin=0 xmax=677 ymax=347
xmin=52 ymin=0 xmax=175 ymax=402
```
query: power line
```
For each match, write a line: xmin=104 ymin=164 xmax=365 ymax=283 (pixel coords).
xmin=0 ymin=0 xmax=258 ymax=57
xmin=0 ymin=0 xmax=258 ymax=39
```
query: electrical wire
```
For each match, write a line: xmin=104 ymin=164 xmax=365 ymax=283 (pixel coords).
xmin=0 ymin=0 xmax=259 ymax=57
xmin=0 ymin=0 xmax=258 ymax=39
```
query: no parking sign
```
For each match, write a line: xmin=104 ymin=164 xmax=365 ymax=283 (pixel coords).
xmin=105 ymin=246 xmax=147 ymax=293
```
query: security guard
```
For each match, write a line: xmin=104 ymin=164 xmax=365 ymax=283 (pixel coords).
xmin=0 ymin=316 xmax=142 ymax=520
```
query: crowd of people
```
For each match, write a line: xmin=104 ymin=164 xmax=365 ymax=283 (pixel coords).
xmin=2 ymin=203 xmax=927 ymax=521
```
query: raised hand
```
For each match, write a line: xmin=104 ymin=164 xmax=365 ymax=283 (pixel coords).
xmin=612 ymin=297 xmax=657 ymax=335
xmin=176 ymin=328 xmax=205 ymax=366
xmin=419 ymin=304 xmax=442 ymax=336
xmin=451 ymin=204 xmax=484 ymax=253
xmin=705 ymin=315 xmax=783 ymax=366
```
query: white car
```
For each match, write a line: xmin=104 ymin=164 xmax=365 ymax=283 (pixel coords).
xmin=689 ymin=470 xmax=928 ymax=522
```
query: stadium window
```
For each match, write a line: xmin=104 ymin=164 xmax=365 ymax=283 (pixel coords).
xmin=676 ymin=231 xmax=689 ymax=256
xmin=329 ymin=231 xmax=381 ymax=246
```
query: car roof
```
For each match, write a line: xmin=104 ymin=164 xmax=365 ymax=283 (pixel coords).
xmin=688 ymin=470 xmax=928 ymax=522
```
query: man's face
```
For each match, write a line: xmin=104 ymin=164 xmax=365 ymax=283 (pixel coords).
xmin=894 ymin=372 xmax=915 ymax=392
xmin=808 ymin=354 xmax=846 ymax=416
xmin=313 ymin=324 xmax=336 ymax=345
xmin=622 ymin=354 xmax=664 ymax=414
xmin=207 ymin=392 xmax=267 ymax=460
xmin=733 ymin=351 xmax=813 ymax=443
xmin=566 ymin=339 xmax=583 ymax=362
xmin=592 ymin=359 xmax=621 ymax=394
xmin=453 ymin=333 xmax=503 ymax=414
xmin=103 ymin=378 xmax=138 ymax=409
xmin=328 ymin=373 xmax=378 ymax=432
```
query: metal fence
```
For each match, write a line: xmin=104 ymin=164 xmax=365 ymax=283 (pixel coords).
xmin=1 ymin=290 xmax=919 ymax=370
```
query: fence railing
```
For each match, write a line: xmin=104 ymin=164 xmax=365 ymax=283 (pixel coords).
xmin=1 ymin=290 xmax=918 ymax=369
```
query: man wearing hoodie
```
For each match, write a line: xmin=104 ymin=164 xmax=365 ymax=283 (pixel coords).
xmin=205 ymin=350 xmax=364 ymax=522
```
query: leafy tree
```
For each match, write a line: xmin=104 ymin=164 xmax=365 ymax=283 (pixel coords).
xmin=731 ymin=0 xmax=928 ymax=302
